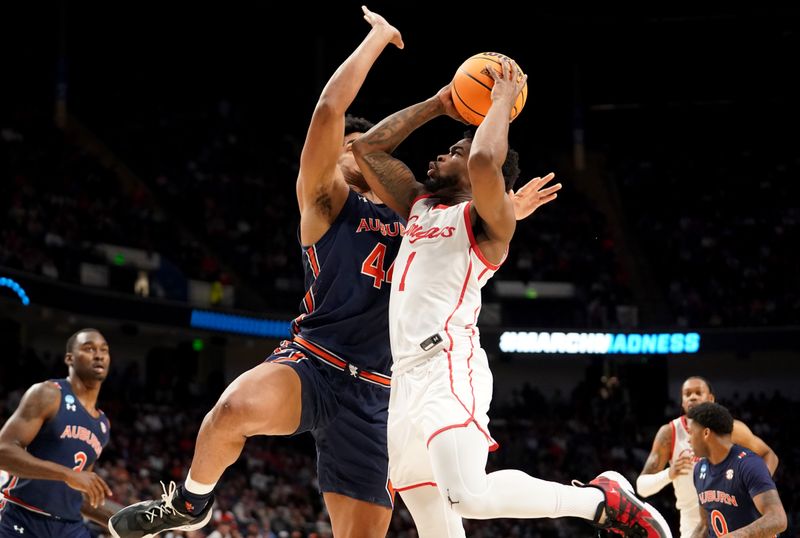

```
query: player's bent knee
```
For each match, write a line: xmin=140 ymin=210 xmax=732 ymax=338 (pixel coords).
xmin=438 ymin=484 xmax=485 ymax=519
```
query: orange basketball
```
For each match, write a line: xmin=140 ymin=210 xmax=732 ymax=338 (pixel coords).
xmin=452 ymin=52 xmax=527 ymax=126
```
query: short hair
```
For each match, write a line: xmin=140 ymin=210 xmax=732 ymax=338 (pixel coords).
xmin=685 ymin=376 xmax=715 ymax=395
xmin=66 ymin=328 xmax=101 ymax=354
xmin=687 ymin=402 xmax=733 ymax=435
xmin=462 ymin=130 xmax=521 ymax=191
xmin=344 ymin=114 xmax=374 ymax=136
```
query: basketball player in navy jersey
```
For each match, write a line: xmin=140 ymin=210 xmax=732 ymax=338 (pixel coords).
xmin=109 ymin=6 xmax=405 ymax=538
xmin=0 ymin=328 xmax=114 ymax=537
xmin=688 ymin=402 xmax=786 ymax=537
xmin=353 ymin=60 xmax=669 ymax=537
xmin=638 ymin=376 xmax=779 ymax=537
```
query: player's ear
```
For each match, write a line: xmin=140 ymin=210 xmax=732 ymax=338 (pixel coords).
xmin=64 ymin=352 xmax=73 ymax=367
xmin=708 ymin=393 xmax=716 ymax=403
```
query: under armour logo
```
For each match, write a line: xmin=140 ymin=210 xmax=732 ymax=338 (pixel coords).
xmin=13 ymin=525 xmax=24 ymax=534
xmin=66 ymin=403 xmax=77 ymax=412
xmin=348 ymin=364 xmax=359 ymax=377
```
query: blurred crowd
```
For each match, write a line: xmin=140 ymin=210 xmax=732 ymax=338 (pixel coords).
xmin=2 ymin=346 xmax=797 ymax=538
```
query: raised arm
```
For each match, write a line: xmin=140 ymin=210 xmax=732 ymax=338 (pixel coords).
xmin=0 ymin=383 xmax=112 ymax=508
xmin=467 ymin=60 xmax=527 ymax=260
xmin=352 ymin=93 xmax=447 ymax=218
xmin=297 ymin=6 xmax=403 ymax=238
xmin=732 ymin=419 xmax=779 ymax=476
xmin=726 ymin=489 xmax=787 ymax=537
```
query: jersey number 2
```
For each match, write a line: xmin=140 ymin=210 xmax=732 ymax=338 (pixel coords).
xmin=361 ymin=243 xmax=395 ymax=289
xmin=73 ymin=451 xmax=88 ymax=472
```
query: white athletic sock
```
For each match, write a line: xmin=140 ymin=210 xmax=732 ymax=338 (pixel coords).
xmin=184 ymin=469 xmax=216 ymax=495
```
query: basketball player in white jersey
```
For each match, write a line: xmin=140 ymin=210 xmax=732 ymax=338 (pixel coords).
xmin=353 ymin=59 xmax=672 ymax=537
xmin=637 ymin=376 xmax=778 ymax=537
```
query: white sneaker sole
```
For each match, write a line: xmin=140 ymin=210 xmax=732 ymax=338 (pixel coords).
xmin=598 ymin=471 xmax=673 ymax=538
xmin=108 ymin=506 xmax=213 ymax=538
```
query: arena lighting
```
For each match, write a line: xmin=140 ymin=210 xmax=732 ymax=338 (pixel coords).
xmin=190 ymin=310 xmax=291 ymax=338
xmin=499 ymin=331 xmax=701 ymax=355
xmin=0 ymin=277 xmax=30 ymax=306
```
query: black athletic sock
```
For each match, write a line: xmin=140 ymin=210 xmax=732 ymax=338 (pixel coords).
xmin=176 ymin=484 xmax=213 ymax=516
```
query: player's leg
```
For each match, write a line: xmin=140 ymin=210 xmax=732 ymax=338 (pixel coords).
xmin=189 ymin=361 xmax=302 ymax=483
xmin=316 ymin=379 xmax=394 ymax=538
xmin=428 ymin=423 xmax=605 ymax=520
xmin=323 ymin=493 xmax=392 ymax=538
xmin=428 ymin=424 xmax=672 ymax=536
xmin=109 ymin=357 xmax=305 ymax=537
xmin=399 ymin=486 xmax=465 ymax=538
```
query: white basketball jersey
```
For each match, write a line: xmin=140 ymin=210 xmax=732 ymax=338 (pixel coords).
xmin=389 ymin=197 xmax=503 ymax=370
xmin=671 ymin=416 xmax=701 ymax=536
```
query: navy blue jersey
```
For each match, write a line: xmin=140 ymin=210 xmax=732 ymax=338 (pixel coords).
xmin=291 ymin=189 xmax=405 ymax=378
xmin=694 ymin=444 xmax=777 ymax=536
xmin=1 ymin=379 xmax=110 ymax=521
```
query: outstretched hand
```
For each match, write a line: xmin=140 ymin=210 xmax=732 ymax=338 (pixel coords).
xmin=509 ymin=173 xmax=561 ymax=220
xmin=362 ymin=5 xmax=404 ymax=49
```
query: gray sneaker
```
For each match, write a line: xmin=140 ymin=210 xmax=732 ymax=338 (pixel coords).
xmin=108 ymin=481 xmax=214 ymax=538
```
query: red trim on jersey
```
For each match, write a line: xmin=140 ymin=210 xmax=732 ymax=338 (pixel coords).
xmin=306 ymin=246 xmax=320 ymax=277
xmin=444 ymin=260 xmax=475 ymax=416
xmin=410 ymin=193 xmax=433 ymax=209
xmin=398 ymin=252 xmax=416 ymax=292
xmin=427 ymin=419 xmax=499 ymax=451
xmin=395 ymin=482 xmax=438 ymax=492
xmin=463 ymin=202 xmax=505 ymax=270
xmin=670 ymin=419 xmax=677 ymax=458
xmin=680 ymin=415 xmax=690 ymax=434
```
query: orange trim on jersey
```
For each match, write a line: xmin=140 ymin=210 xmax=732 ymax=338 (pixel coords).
xmin=303 ymin=288 xmax=315 ymax=314
xmin=306 ymin=246 xmax=320 ymax=277
xmin=2 ymin=489 xmax=52 ymax=517
xmin=395 ymin=481 xmax=438 ymax=492
xmin=292 ymin=335 xmax=392 ymax=387
xmin=463 ymin=202 xmax=505 ymax=271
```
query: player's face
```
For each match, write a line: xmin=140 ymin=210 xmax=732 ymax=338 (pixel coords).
xmin=424 ymin=139 xmax=472 ymax=193
xmin=681 ymin=378 xmax=714 ymax=414
xmin=688 ymin=419 xmax=710 ymax=458
xmin=340 ymin=132 xmax=369 ymax=192
xmin=66 ymin=331 xmax=111 ymax=382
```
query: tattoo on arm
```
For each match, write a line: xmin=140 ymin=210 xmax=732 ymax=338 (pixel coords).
xmin=642 ymin=425 xmax=672 ymax=474
xmin=727 ymin=490 xmax=787 ymax=537
xmin=361 ymin=152 xmax=418 ymax=209
xmin=359 ymin=99 xmax=442 ymax=152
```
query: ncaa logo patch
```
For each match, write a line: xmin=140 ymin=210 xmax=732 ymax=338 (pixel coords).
xmin=699 ymin=463 xmax=707 ymax=480
xmin=726 ymin=469 xmax=734 ymax=480
xmin=64 ymin=394 xmax=77 ymax=412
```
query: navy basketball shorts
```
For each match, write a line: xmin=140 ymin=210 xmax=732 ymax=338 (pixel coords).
xmin=265 ymin=344 xmax=394 ymax=508
xmin=0 ymin=503 xmax=90 ymax=538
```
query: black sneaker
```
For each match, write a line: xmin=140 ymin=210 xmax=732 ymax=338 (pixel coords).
xmin=108 ymin=481 xmax=214 ymax=538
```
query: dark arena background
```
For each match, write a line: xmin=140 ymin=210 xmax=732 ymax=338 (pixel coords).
xmin=1 ymin=2 xmax=799 ymax=536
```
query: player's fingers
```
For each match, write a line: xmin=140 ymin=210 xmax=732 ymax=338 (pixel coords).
xmin=100 ymin=476 xmax=113 ymax=497
xmin=515 ymin=178 xmax=539 ymax=194
xmin=540 ymin=183 xmax=563 ymax=195
xmin=539 ymin=172 xmax=556 ymax=186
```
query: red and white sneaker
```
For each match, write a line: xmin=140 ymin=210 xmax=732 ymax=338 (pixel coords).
xmin=574 ymin=471 xmax=673 ymax=537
